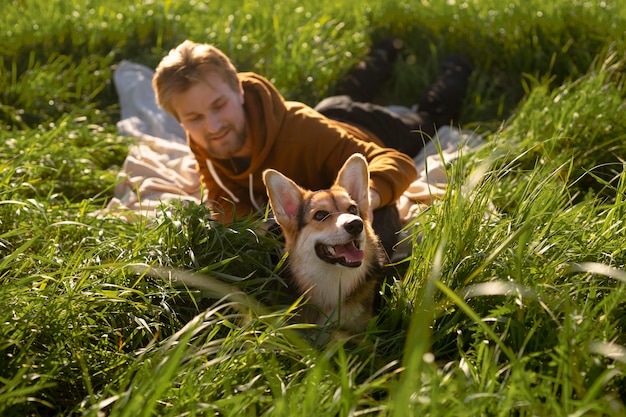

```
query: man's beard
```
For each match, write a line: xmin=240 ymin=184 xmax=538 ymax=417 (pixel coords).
xmin=205 ymin=125 xmax=247 ymax=160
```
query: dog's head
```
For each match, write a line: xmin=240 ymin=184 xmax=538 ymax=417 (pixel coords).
xmin=262 ymin=153 xmax=374 ymax=270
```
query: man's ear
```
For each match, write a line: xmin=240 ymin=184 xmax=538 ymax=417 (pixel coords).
xmin=262 ymin=169 xmax=304 ymax=228
xmin=335 ymin=153 xmax=370 ymax=214
xmin=238 ymin=79 xmax=245 ymax=104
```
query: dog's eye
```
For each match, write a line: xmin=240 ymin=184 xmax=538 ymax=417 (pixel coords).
xmin=313 ymin=210 xmax=329 ymax=221
xmin=347 ymin=205 xmax=358 ymax=215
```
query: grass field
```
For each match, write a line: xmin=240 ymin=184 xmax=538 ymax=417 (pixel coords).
xmin=2 ymin=0 xmax=626 ymax=415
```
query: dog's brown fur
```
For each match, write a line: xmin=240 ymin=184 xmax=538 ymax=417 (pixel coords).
xmin=262 ymin=153 xmax=386 ymax=332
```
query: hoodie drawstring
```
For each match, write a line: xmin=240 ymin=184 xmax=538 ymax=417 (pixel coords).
xmin=248 ymin=174 xmax=262 ymax=212
xmin=206 ymin=159 xmax=262 ymax=212
xmin=207 ymin=159 xmax=240 ymax=203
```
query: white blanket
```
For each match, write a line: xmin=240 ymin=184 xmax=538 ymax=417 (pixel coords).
xmin=107 ymin=60 xmax=484 ymax=222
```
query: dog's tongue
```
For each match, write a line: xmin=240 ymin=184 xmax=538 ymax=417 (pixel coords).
xmin=334 ymin=242 xmax=364 ymax=263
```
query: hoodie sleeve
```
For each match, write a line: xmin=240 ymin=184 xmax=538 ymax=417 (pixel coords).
xmin=328 ymin=130 xmax=417 ymax=208
xmin=237 ymin=73 xmax=417 ymax=209
xmin=276 ymin=104 xmax=418 ymax=208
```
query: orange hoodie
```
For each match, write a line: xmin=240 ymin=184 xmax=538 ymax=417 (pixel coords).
xmin=189 ymin=72 xmax=417 ymax=222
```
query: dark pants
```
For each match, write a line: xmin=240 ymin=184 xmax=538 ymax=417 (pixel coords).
xmin=315 ymin=45 xmax=473 ymax=159
xmin=314 ymin=95 xmax=436 ymax=159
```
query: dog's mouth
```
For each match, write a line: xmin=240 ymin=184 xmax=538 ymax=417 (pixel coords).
xmin=315 ymin=240 xmax=364 ymax=268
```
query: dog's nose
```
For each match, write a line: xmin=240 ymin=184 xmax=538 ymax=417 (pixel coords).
xmin=344 ymin=218 xmax=363 ymax=236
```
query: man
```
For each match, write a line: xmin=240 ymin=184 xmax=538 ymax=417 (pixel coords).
xmin=152 ymin=39 xmax=472 ymax=253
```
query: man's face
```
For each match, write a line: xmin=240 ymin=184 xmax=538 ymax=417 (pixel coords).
xmin=171 ymin=71 xmax=248 ymax=160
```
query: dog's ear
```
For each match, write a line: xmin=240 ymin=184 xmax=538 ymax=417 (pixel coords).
xmin=335 ymin=153 xmax=370 ymax=213
xmin=262 ymin=169 xmax=304 ymax=227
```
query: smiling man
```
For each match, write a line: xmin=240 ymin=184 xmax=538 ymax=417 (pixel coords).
xmin=152 ymin=40 xmax=472 ymax=254
xmin=170 ymin=68 xmax=249 ymax=161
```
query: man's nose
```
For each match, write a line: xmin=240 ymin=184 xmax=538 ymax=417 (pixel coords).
xmin=204 ymin=112 xmax=221 ymax=133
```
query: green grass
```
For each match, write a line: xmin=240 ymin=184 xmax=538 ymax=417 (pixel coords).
xmin=2 ymin=0 xmax=626 ymax=415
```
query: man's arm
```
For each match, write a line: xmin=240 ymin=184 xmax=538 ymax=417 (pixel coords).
xmin=281 ymin=104 xmax=418 ymax=208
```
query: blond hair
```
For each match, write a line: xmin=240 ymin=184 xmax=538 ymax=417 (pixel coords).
xmin=152 ymin=40 xmax=239 ymax=119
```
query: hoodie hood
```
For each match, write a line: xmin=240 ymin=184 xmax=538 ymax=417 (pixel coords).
xmin=238 ymin=72 xmax=288 ymax=175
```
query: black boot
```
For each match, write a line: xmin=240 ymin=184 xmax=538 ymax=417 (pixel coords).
xmin=335 ymin=36 xmax=404 ymax=103
xmin=417 ymin=53 xmax=474 ymax=128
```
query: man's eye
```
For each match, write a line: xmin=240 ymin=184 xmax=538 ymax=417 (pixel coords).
xmin=313 ymin=211 xmax=329 ymax=221
xmin=347 ymin=205 xmax=358 ymax=215
xmin=185 ymin=115 xmax=202 ymax=122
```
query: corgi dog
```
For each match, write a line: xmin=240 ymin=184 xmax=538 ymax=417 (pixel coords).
xmin=262 ymin=153 xmax=386 ymax=332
